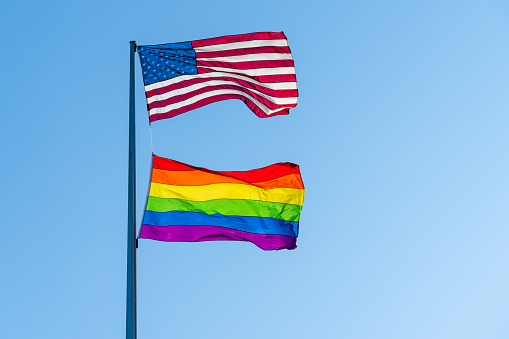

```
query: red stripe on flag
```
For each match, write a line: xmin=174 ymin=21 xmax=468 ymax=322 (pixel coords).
xmin=152 ymin=155 xmax=301 ymax=181
xmin=191 ymin=32 xmax=287 ymax=48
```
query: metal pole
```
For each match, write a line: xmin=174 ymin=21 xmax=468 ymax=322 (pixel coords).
xmin=126 ymin=40 xmax=137 ymax=339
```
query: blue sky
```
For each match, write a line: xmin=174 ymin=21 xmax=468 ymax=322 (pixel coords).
xmin=1 ymin=1 xmax=509 ymax=338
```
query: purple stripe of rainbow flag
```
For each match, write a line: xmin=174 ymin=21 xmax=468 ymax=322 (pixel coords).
xmin=139 ymin=155 xmax=304 ymax=250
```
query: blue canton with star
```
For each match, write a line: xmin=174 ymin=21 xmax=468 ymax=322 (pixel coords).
xmin=137 ymin=42 xmax=198 ymax=86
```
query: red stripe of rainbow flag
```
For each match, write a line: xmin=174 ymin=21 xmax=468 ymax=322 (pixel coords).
xmin=139 ymin=155 xmax=304 ymax=250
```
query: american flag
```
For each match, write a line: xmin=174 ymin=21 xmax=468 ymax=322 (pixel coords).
xmin=137 ymin=32 xmax=298 ymax=122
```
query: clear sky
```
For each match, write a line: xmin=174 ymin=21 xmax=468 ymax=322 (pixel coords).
xmin=1 ymin=1 xmax=509 ymax=338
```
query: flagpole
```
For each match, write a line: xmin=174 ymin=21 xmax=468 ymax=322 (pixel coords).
xmin=126 ymin=40 xmax=137 ymax=339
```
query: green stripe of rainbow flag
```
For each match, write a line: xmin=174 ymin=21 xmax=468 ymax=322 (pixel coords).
xmin=147 ymin=197 xmax=302 ymax=221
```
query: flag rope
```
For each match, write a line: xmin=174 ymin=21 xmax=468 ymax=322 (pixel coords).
xmin=149 ymin=122 xmax=154 ymax=154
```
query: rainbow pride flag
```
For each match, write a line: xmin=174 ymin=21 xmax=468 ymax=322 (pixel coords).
xmin=139 ymin=155 xmax=304 ymax=250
